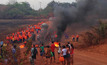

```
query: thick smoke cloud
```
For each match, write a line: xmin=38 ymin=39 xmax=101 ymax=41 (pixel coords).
xmin=53 ymin=0 xmax=107 ymax=41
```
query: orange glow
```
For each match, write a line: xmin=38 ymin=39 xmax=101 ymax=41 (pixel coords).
xmin=19 ymin=45 xmax=25 ymax=48
xmin=54 ymin=42 xmax=59 ymax=47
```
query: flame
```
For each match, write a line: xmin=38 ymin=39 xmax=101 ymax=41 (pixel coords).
xmin=19 ymin=45 xmax=25 ymax=48
xmin=54 ymin=42 xmax=59 ymax=47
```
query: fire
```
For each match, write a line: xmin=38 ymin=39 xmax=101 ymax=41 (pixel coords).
xmin=19 ymin=45 xmax=25 ymax=48
xmin=54 ymin=42 xmax=59 ymax=47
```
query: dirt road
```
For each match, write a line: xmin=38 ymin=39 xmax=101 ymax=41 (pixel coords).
xmin=24 ymin=49 xmax=107 ymax=65
xmin=74 ymin=50 xmax=107 ymax=65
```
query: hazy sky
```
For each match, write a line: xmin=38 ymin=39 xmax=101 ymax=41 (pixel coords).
xmin=0 ymin=0 xmax=76 ymax=10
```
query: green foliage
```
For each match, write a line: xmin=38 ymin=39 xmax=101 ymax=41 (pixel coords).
xmin=99 ymin=22 xmax=107 ymax=38
xmin=0 ymin=2 xmax=38 ymax=19
xmin=0 ymin=1 xmax=74 ymax=19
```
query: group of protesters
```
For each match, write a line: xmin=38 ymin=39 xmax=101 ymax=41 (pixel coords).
xmin=0 ymin=22 xmax=44 ymax=64
xmin=0 ymin=21 xmax=76 ymax=65
xmin=5 ymin=22 xmax=43 ymax=45
xmin=30 ymin=41 xmax=74 ymax=65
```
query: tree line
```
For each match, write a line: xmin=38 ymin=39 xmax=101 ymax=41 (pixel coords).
xmin=0 ymin=1 xmax=74 ymax=19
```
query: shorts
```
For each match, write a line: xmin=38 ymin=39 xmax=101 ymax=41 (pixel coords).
xmin=40 ymin=51 xmax=45 ymax=56
xmin=32 ymin=55 xmax=36 ymax=59
xmin=63 ymin=55 xmax=67 ymax=58
xmin=66 ymin=54 xmax=70 ymax=57
xmin=52 ymin=52 xmax=55 ymax=56
xmin=46 ymin=56 xmax=51 ymax=58
xmin=63 ymin=54 xmax=70 ymax=58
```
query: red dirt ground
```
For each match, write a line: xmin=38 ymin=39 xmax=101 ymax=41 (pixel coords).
xmin=0 ymin=21 xmax=107 ymax=65
xmin=7 ymin=41 xmax=107 ymax=65
xmin=21 ymin=48 xmax=107 ymax=65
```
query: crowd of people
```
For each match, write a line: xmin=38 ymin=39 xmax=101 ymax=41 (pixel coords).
xmin=5 ymin=22 xmax=43 ymax=45
xmin=0 ymin=21 xmax=77 ymax=65
xmin=30 ymin=41 xmax=74 ymax=65
xmin=0 ymin=22 xmax=43 ymax=64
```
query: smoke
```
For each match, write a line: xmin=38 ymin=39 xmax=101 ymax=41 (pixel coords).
xmin=53 ymin=0 xmax=107 ymax=41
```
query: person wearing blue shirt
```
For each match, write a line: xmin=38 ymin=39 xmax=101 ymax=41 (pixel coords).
xmin=0 ymin=40 xmax=3 ymax=45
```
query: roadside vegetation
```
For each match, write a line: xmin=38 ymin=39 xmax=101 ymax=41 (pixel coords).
xmin=82 ymin=20 xmax=107 ymax=46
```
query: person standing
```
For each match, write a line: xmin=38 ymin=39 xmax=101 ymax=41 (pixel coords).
xmin=67 ymin=42 xmax=74 ymax=65
xmin=40 ymin=44 xmax=45 ymax=57
xmin=45 ymin=46 xmax=52 ymax=65
xmin=70 ymin=43 xmax=74 ymax=65
xmin=50 ymin=41 xmax=55 ymax=62
xmin=0 ymin=40 xmax=3 ymax=58
xmin=12 ymin=45 xmax=17 ymax=64
xmin=72 ymin=35 xmax=75 ymax=42
xmin=0 ymin=44 xmax=3 ymax=58
xmin=68 ymin=42 xmax=71 ymax=49
xmin=31 ymin=45 xmax=38 ymax=65
xmin=61 ymin=45 xmax=67 ymax=65
xmin=58 ymin=43 xmax=61 ymax=58
xmin=0 ymin=40 xmax=3 ymax=46
xmin=66 ymin=45 xmax=71 ymax=65
xmin=76 ymin=35 xmax=79 ymax=42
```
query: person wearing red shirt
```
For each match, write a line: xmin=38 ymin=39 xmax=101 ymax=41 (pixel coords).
xmin=72 ymin=35 xmax=75 ymax=42
xmin=76 ymin=35 xmax=79 ymax=42
xmin=51 ymin=41 xmax=55 ymax=62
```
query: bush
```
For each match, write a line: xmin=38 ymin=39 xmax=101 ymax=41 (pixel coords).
xmin=82 ymin=21 xmax=107 ymax=46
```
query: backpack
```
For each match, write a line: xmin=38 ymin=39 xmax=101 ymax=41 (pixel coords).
xmin=33 ymin=48 xmax=38 ymax=55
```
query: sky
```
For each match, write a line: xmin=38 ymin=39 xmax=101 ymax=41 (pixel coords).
xmin=0 ymin=0 xmax=76 ymax=10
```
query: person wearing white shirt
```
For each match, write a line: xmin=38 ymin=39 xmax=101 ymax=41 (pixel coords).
xmin=61 ymin=46 xmax=67 ymax=65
